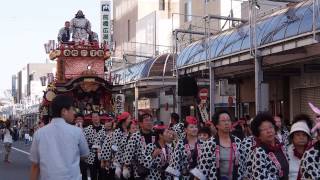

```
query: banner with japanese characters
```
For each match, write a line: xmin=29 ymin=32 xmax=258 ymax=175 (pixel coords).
xmin=101 ymin=1 xmax=111 ymax=45
xmin=114 ymin=94 xmax=125 ymax=115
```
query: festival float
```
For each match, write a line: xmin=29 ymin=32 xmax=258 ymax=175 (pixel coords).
xmin=40 ymin=11 xmax=112 ymax=125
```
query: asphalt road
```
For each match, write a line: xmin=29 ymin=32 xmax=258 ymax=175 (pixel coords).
xmin=0 ymin=140 xmax=31 ymax=180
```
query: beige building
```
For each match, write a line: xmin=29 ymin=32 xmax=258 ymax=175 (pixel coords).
xmin=112 ymin=0 xmax=244 ymax=66
xmin=241 ymin=0 xmax=288 ymax=19
xmin=112 ymin=0 xmax=180 ymax=65
xmin=176 ymin=0 xmax=243 ymax=51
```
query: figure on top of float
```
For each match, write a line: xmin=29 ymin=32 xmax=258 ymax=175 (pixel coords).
xmin=88 ymin=30 xmax=99 ymax=43
xmin=57 ymin=21 xmax=71 ymax=43
xmin=70 ymin=10 xmax=91 ymax=42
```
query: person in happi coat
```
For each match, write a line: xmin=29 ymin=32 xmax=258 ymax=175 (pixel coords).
xmin=274 ymin=114 xmax=290 ymax=148
xmin=298 ymin=112 xmax=320 ymax=179
xmin=191 ymin=110 xmax=243 ymax=180
xmin=287 ymin=114 xmax=312 ymax=180
xmin=83 ymin=112 xmax=105 ymax=180
xmin=109 ymin=112 xmax=132 ymax=179
xmin=122 ymin=111 xmax=155 ymax=179
xmin=248 ymin=112 xmax=289 ymax=180
xmin=170 ymin=113 xmax=185 ymax=140
xmin=99 ymin=114 xmax=115 ymax=179
xmin=143 ymin=123 xmax=174 ymax=180
xmin=166 ymin=116 xmax=200 ymax=180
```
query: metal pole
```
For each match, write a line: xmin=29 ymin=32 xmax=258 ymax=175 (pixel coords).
xmin=175 ymin=31 xmax=181 ymax=115
xmin=155 ymin=12 xmax=157 ymax=55
xmin=313 ymin=0 xmax=319 ymax=42
xmin=313 ymin=0 xmax=316 ymax=41
xmin=171 ymin=13 xmax=176 ymax=113
xmin=134 ymin=85 xmax=139 ymax=119
xmin=255 ymin=57 xmax=263 ymax=114
xmin=204 ymin=15 xmax=247 ymax=23
xmin=252 ymin=0 xmax=264 ymax=114
xmin=249 ymin=0 xmax=253 ymax=56
xmin=204 ymin=1 xmax=215 ymax=119
xmin=208 ymin=22 xmax=215 ymax=119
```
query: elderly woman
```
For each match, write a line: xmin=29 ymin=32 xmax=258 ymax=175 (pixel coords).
xmin=248 ymin=112 xmax=289 ymax=180
xmin=299 ymin=139 xmax=320 ymax=179
xmin=298 ymin=113 xmax=320 ymax=179
xmin=166 ymin=116 xmax=200 ymax=180
xmin=287 ymin=114 xmax=312 ymax=180
xmin=191 ymin=110 xmax=243 ymax=180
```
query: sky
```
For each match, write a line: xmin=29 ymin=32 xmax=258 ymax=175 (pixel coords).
xmin=0 ymin=0 xmax=101 ymax=94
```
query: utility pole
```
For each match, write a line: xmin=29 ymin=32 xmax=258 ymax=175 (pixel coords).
xmin=250 ymin=0 xmax=267 ymax=114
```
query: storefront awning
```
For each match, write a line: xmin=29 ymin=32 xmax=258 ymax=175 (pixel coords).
xmin=113 ymin=53 xmax=174 ymax=85
xmin=177 ymin=0 xmax=318 ymax=69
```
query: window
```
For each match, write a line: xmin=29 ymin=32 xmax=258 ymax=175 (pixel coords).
xmin=159 ymin=0 xmax=165 ymax=10
xmin=184 ymin=1 xmax=192 ymax=22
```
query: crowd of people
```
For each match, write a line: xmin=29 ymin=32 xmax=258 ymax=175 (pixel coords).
xmin=28 ymin=94 xmax=320 ymax=180
xmin=0 ymin=120 xmax=37 ymax=164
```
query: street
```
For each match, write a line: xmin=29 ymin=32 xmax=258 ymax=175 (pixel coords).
xmin=1 ymin=0 xmax=320 ymax=179
xmin=0 ymin=140 xmax=31 ymax=180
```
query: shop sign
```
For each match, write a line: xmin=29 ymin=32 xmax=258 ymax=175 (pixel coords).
xmin=114 ymin=94 xmax=124 ymax=114
xmin=199 ymin=88 xmax=209 ymax=101
xmin=138 ymin=99 xmax=150 ymax=109
xmin=101 ymin=1 xmax=111 ymax=45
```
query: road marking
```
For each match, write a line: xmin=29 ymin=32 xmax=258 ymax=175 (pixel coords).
xmin=12 ymin=147 xmax=30 ymax=155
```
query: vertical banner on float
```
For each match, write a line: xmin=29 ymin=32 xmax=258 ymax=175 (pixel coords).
xmin=114 ymin=94 xmax=125 ymax=115
xmin=47 ymin=73 xmax=54 ymax=84
xmin=101 ymin=1 xmax=111 ymax=45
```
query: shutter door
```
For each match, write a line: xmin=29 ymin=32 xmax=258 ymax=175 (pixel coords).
xmin=300 ymin=87 xmax=320 ymax=118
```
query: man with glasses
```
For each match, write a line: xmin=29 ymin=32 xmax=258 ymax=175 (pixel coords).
xmin=123 ymin=111 xmax=155 ymax=179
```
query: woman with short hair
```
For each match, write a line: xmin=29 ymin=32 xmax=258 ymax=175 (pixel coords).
xmin=191 ymin=110 xmax=243 ymax=180
xmin=248 ymin=112 xmax=289 ymax=180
